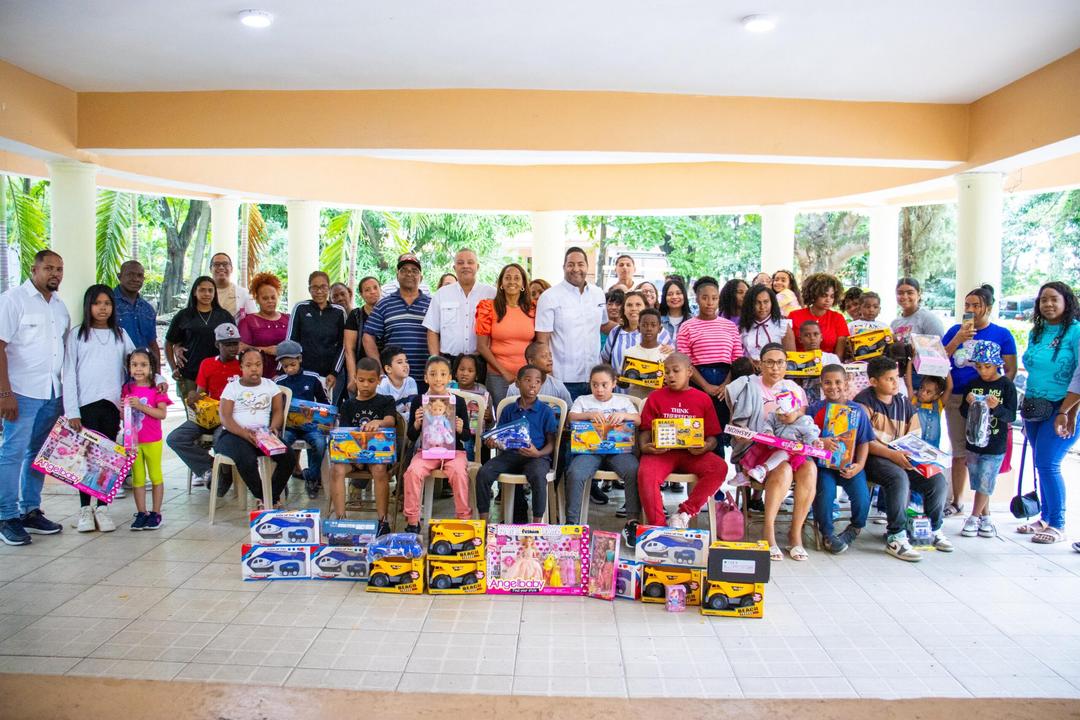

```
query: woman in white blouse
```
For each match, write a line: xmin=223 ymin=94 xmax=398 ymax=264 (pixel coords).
xmin=601 ymin=291 xmax=672 ymax=378
xmin=737 ymin=284 xmax=796 ymax=362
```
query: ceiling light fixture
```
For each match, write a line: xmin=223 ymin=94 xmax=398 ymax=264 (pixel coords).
xmin=238 ymin=9 xmax=274 ymax=28
xmin=741 ymin=14 xmax=776 ymax=33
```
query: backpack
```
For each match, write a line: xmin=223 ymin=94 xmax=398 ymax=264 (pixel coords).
xmin=714 ymin=491 xmax=745 ymax=541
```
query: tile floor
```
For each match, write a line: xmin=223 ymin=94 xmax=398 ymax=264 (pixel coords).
xmin=1 ymin=412 xmax=1079 ymax=699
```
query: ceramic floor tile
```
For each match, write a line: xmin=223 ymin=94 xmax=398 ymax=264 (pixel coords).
xmin=67 ymin=657 xmax=184 ymax=680
xmin=0 ymin=582 xmax=89 ymax=615
xmin=853 ymin=576 xmax=949 ymax=604
xmin=958 ymin=674 xmax=1080 ymax=698
xmin=175 ymin=662 xmax=292 ymax=686
xmin=925 ymin=637 xmax=1060 ymax=678
xmin=621 ymin=635 xmax=733 ymax=678
xmin=406 ymin=631 xmax=517 ymax=675
xmin=142 ymin=588 xmax=258 ymax=623
xmin=515 ymin=634 xmax=622 ymax=678
xmin=284 ymin=667 xmax=402 ymax=691
xmin=422 ymin=596 xmax=522 ymax=634
xmin=328 ymin=593 xmax=434 ymax=631
xmin=193 ymin=624 xmax=320 ymax=667
xmin=397 ymin=672 xmax=513 ymax=694
xmin=0 ymin=529 xmax=100 ymax=557
xmin=172 ymin=521 xmax=251 ymax=543
xmin=774 ymin=576 xmax=875 ymax=604
xmin=847 ymin=674 xmax=973 ymax=698
xmin=973 ymin=601 xmax=1080 ymax=636
xmin=138 ymin=538 xmax=237 ymax=563
xmin=613 ymin=602 xmax=717 ymax=637
xmin=0 ymin=614 xmax=40 ymax=643
xmin=89 ymin=619 xmax=226 ymax=662
xmin=519 ymin=598 xmax=617 ymax=636
xmin=64 ymin=535 xmax=165 ymax=562
xmin=738 ymin=675 xmax=858 ymax=698
xmin=232 ymin=588 xmax=345 ymax=627
xmin=52 ymin=584 xmax=172 ymax=620
xmin=0 ymin=554 xmax=54 ymax=582
xmin=722 ymin=636 xmax=841 ymax=678
xmin=707 ymin=601 xmax=814 ymax=638
xmin=178 ymin=562 xmax=265 ymax=592
xmin=795 ymin=602 xmax=915 ymax=640
xmin=99 ymin=559 xmax=205 ymax=588
xmin=25 ymin=555 xmax=131 ymax=586
xmin=626 ymin=676 xmax=742 ymax=698
xmin=0 ymin=654 xmax=80 ymax=675
xmin=0 ymin=615 xmax=130 ymax=657
xmin=299 ymin=629 xmax=418 ymax=672
xmin=511 ymin=674 xmax=627 ymax=697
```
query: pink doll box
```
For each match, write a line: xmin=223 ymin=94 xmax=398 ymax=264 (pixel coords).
xmin=420 ymin=394 xmax=457 ymax=460
xmin=254 ymin=427 xmax=288 ymax=456
xmin=615 ymin=558 xmax=643 ymax=600
xmin=485 ymin=524 xmax=590 ymax=596
xmin=724 ymin=424 xmax=830 ymax=460
xmin=32 ymin=417 xmax=135 ymax=503
xmin=587 ymin=530 xmax=621 ymax=601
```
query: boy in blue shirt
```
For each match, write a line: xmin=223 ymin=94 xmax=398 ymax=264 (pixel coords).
xmin=274 ymin=340 xmax=329 ymax=498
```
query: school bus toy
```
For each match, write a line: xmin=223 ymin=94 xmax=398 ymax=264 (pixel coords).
xmin=428 ymin=519 xmax=485 ymax=560
xmin=619 ymin=357 xmax=664 ymax=389
xmin=651 ymin=418 xmax=705 ymax=449
xmin=640 ymin=565 xmax=701 ymax=605
xmin=329 ymin=428 xmax=396 ymax=464
xmin=785 ymin=350 xmax=823 ymax=377
xmin=427 ymin=559 xmax=486 ymax=594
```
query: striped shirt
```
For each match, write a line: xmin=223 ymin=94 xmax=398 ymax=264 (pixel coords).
xmin=601 ymin=326 xmax=672 ymax=377
xmin=676 ymin=316 xmax=745 ymax=366
xmin=363 ymin=291 xmax=432 ymax=383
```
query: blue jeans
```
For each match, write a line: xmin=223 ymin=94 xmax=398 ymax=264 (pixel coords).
xmin=0 ymin=392 xmax=63 ymax=520
xmin=966 ymin=452 xmax=1004 ymax=495
xmin=1026 ymin=401 xmax=1079 ymax=530
xmin=564 ymin=452 xmax=640 ymax=524
xmin=282 ymin=427 xmax=327 ymax=482
xmin=813 ymin=467 xmax=870 ymax=537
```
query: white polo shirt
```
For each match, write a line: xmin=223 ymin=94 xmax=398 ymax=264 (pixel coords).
xmin=534 ymin=279 xmax=606 ymax=383
xmin=0 ymin=280 xmax=70 ymax=399
xmin=422 ymin=282 xmax=496 ymax=356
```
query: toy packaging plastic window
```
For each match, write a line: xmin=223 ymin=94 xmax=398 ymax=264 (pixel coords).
xmin=32 ymin=417 xmax=135 ymax=503
xmin=651 ymin=418 xmax=705 ymax=449
xmin=570 ymin=419 xmax=635 ymax=454
xmin=329 ymin=428 xmax=396 ymax=464
xmin=311 ymin=545 xmax=369 ymax=580
xmin=785 ymin=350 xmax=822 ymax=377
xmin=250 ymin=509 xmax=320 ymax=545
xmin=619 ymin=356 xmax=664 ymax=388
xmin=241 ymin=544 xmax=313 ymax=580
xmin=888 ymin=432 xmax=949 ymax=478
xmin=481 ymin=418 xmax=531 ymax=450
xmin=965 ymin=396 xmax=991 ymax=447
xmin=843 ymin=363 xmax=870 ymax=400
xmin=486 ymin=524 xmax=590 ymax=595
xmin=819 ymin=403 xmax=858 ymax=470
xmin=286 ymin=399 xmax=337 ymax=433
xmin=421 ymin=394 xmax=457 ymax=460
xmin=911 ymin=334 xmax=950 ymax=378
xmin=634 ymin=526 xmax=710 ymax=568
xmin=724 ymin=424 xmax=830 ymax=460
xmin=587 ymin=530 xmax=620 ymax=600
xmin=849 ymin=327 xmax=893 ymax=361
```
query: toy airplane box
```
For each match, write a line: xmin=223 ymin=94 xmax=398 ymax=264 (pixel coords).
xmin=428 ymin=519 xmax=486 ymax=561
xmin=849 ymin=327 xmax=893 ymax=361
xmin=706 ymin=540 xmax=771 ymax=584
xmin=311 ymin=545 xmax=369 ymax=581
xmin=634 ymin=526 xmax=709 ymax=568
xmin=329 ymin=427 xmax=396 ymax=464
xmin=615 ymin=558 xmax=643 ymax=600
xmin=569 ymin=419 xmax=635 ymax=454
xmin=287 ymin=399 xmax=338 ymax=433
xmin=819 ymin=403 xmax=859 ymax=470
xmin=322 ymin=517 xmax=379 ymax=546
xmin=701 ymin=581 xmax=765 ymax=618
xmin=485 ymin=524 xmax=590 ymax=596
xmin=651 ymin=417 xmax=705 ymax=449
xmin=785 ymin=350 xmax=823 ymax=377
xmin=481 ymin=418 xmax=531 ymax=450
xmin=640 ymin=565 xmax=701 ymax=606
xmin=250 ymin=509 xmax=320 ymax=545
xmin=911 ymin=333 xmax=950 ymax=377
xmin=427 ymin=558 xmax=486 ymax=595
xmin=366 ymin=556 xmax=425 ymax=594
xmin=241 ymin=544 xmax=314 ymax=581
xmin=587 ymin=530 xmax=621 ymax=601
xmin=189 ymin=396 xmax=221 ymax=430
xmin=619 ymin=356 xmax=665 ymax=389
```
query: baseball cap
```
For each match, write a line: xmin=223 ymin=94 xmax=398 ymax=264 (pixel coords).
xmin=214 ymin=323 xmax=241 ymax=343
xmin=397 ymin=253 xmax=422 ymax=270
xmin=275 ymin=340 xmax=303 ymax=359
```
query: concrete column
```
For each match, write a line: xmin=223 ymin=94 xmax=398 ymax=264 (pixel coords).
xmin=760 ymin=205 xmax=796 ymax=274
xmin=46 ymin=160 xmax=97 ymax=321
xmin=209 ymin=196 xmax=240 ymax=264
xmin=955 ymin=173 xmax=1003 ymax=319
xmin=867 ymin=205 xmax=901 ymax=321
xmin=287 ymin=200 xmax=321 ymax=307
xmin=530 ymin=212 xmax=567 ymax=287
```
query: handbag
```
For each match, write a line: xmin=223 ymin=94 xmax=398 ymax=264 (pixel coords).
xmin=714 ymin=491 xmax=745 ymax=541
xmin=1020 ymin=396 xmax=1054 ymax=422
xmin=1009 ymin=433 xmax=1040 ymax=519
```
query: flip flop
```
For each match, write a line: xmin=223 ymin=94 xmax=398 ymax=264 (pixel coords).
xmin=769 ymin=544 xmax=783 ymax=561
xmin=943 ymin=502 xmax=964 ymax=518
xmin=789 ymin=545 xmax=809 ymax=562
xmin=1032 ymin=527 xmax=1066 ymax=545
xmin=1016 ymin=520 xmax=1048 ymax=535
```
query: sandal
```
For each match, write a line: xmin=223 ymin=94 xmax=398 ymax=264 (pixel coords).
xmin=788 ymin=545 xmax=809 ymax=562
xmin=769 ymin=544 xmax=783 ymax=561
xmin=1016 ymin=520 xmax=1048 ymax=535
xmin=1032 ymin=527 xmax=1065 ymax=544
xmin=943 ymin=502 xmax=964 ymax=518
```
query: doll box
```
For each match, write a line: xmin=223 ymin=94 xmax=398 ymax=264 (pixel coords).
xmin=241 ymin=544 xmax=314 ymax=581
xmin=254 ymin=427 xmax=288 ymax=456
xmin=485 ymin=524 xmax=590 ymax=596
xmin=587 ymin=530 xmax=621 ymax=601
xmin=428 ymin=519 xmax=486 ymax=560
xmin=250 ymin=509 xmax=320 ymax=545
xmin=481 ymin=418 xmax=531 ymax=450
xmin=725 ymin=424 xmax=831 ymax=461
xmin=706 ymin=540 xmax=771 ymax=584
xmin=32 ymin=417 xmax=135 ymax=504
xmin=615 ymin=559 xmax=643 ymax=600
xmin=311 ymin=545 xmax=369 ymax=581
xmin=640 ymin=565 xmax=701 ymax=606
xmin=619 ymin=356 xmax=665 ymax=389
xmin=427 ymin=558 xmax=487 ymax=594
xmin=700 ymin=581 xmax=765 ymax=618
xmin=366 ymin=556 xmax=425 ymax=594
xmin=651 ymin=418 xmax=705 ymax=449
xmin=911 ymin=334 xmax=950 ymax=377
xmin=190 ymin=397 xmax=221 ymax=430
xmin=635 ymin=526 xmax=710 ymax=568
xmin=849 ymin=327 xmax=894 ymax=361
xmin=287 ymin=399 xmax=338 ymax=433
xmin=785 ymin=350 xmax=823 ymax=377
xmin=329 ymin=428 xmax=396 ymax=464
xmin=569 ymin=420 xmax=635 ymax=454
xmin=420 ymin=394 xmax=457 ymax=460
xmin=322 ymin=517 xmax=380 ymax=546
xmin=819 ymin=403 xmax=859 ymax=470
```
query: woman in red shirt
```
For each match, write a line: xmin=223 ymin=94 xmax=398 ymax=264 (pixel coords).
xmin=476 ymin=263 xmax=536 ymax=405
xmin=788 ymin=273 xmax=850 ymax=358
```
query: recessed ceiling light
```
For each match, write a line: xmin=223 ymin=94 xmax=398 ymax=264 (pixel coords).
xmin=741 ymin=14 xmax=776 ymax=33
xmin=238 ymin=9 xmax=274 ymax=28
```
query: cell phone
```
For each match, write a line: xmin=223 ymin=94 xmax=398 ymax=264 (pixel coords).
xmin=962 ymin=311 xmax=975 ymax=329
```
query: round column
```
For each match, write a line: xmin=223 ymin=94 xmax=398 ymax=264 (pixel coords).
xmin=209 ymin=196 xmax=240 ymax=265
xmin=286 ymin=200 xmax=321 ymax=307
xmin=530 ymin=212 xmax=567 ymax=287
xmin=867 ymin=206 xmax=901 ymax=320
xmin=46 ymin=160 xmax=98 ymax=322
xmin=760 ymin=205 xmax=796 ymax=275
xmin=955 ymin=173 xmax=1003 ymax=318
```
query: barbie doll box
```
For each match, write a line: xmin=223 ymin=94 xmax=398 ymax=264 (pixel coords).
xmin=911 ymin=333 xmax=950 ymax=377
xmin=286 ymin=399 xmax=337 ymax=433
xmin=420 ymin=394 xmax=457 ymax=460
xmin=651 ymin=418 xmax=705 ymax=449
xmin=32 ymin=417 xmax=136 ymax=503
xmin=569 ymin=420 xmax=635 ymax=454
xmin=587 ymin=530 xmax=621 ymax=600
xmin=485 ymin=524 xmax=590 ymax=596
xmin=329 ymin=428 xmax=396 ymax=464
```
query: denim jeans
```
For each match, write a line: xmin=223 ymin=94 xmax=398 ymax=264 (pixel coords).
xmin=864 ymin=455 xmax=948 ymax=534
xmin=813 ymin=467 xmax=869 ymax=537
xmin=564 ymin=452 xmax=640 ymax=524
xmin=1026 ymin=401 xmax=1079 ymax=529
xmin=0 ymin=392 xmax=63 ymax=520
xmin=282 ymin=427 xmax=327 ymax=482
xmin=166 ymin=421 xmax=222 ymax=476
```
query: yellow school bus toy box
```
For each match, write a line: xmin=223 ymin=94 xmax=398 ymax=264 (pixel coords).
xmin=651 ymin=418 xmax=705 ymax=449
xmin=640 ymin=565 xmax=702 ymax=606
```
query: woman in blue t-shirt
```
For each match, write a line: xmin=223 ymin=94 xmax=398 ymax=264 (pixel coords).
xmin=941 ymin=285 xmax=1017 ymax=516
xmin=1018 ymin=282 xmax=1080 ymax=545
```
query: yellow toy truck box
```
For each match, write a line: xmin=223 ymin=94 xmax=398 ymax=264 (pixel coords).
xmin=849 ymin=327 xmax=893 ymax=361
xmin=785 ymin=350 xmax=823 ymax=377
xmin=188 ymin=396 xmax=221 ymax=430
xmin=651 ymin=417 xmax=705 ymax=449
xmin=366 ymin=556 xmax=425 ymax=594
xmin=640 ymin=565 xmax=701 ymax=606
xmin=427 ymin=519 xmax=486 ymax=561
xmin=706 ymin=540 xmax=771 ymax=584
xmin=427 ymin=558 xmax=486 ymax=594
xmin=619 ymin=356 xmax=665 ymax=389
xmin=700 ymin=581 xmax=765 ymax=618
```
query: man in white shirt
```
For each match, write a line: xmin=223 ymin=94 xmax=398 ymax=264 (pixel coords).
xmin=535 ymin=247 xmax=607 ymax=400
xmin=210 ymin=253 xmax=257 ymax=319
xmin=423 ymin=249 xmax=496 ymax=360
xmin=0 ymin=250 xmax=69 ymax=545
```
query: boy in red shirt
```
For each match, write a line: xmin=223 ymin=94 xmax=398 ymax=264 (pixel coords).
xmin=638 ymin=353 xmax=727 ymax=529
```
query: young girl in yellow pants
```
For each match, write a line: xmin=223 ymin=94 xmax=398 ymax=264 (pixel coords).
xmin=123 ymin=349 xmax=172 ymax=530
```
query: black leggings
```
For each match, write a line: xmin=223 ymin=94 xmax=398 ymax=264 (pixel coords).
xmin=78 ymin=400 xmax=121 ymax=508
xmin=215 ymin=430 xmax=296 ymax=504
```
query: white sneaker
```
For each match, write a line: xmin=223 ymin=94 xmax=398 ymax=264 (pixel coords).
xmin=76 ymin=506 xmax=95 ymax=533
xmin=978 ymin=515 xmax=997 ymax=538
xmin=747 ymin=465 xmax=768 ymax=483
xmin=961 ymin=516 xmax=980 ymax=537
xmin=932 ymin=529 xmax=954 ymax=552
xmin=886 ymin=531 xmax=922 ymax=562
xmin=870 ymin=509 xmax=888 ymax=525
xmin=669 ymin=511 xmax=691 ymax=529
xmin=729 ymin=472 xmax=750 ymax=487
xmin=191 ymin=470 xmax=209 ymax=488
xmin=94 ymin=506 xmax=116 ymax=533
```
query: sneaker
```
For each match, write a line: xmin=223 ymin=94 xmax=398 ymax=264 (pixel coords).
xmin=589 ymin=484 xmax=609 ymax=505
xmin=932 ymin=529 xmax=954 ymax=552
xmin=130 ymin=512 xmax=149 ymax=531
xmin=837 ymin=525 xmax=861 ymax=548
xmin=748 ymin=497 xmax=765 ymax=513
xmin=305 ymin=477 xmax=319 ymax=499
xmin=145 ymin=512 xmax=163 ymax=531
xmin=961 ymin=516 xmax=980 ymax=537
xmin=94 ymin=506 xmax=116 ymax=533
xmin=870 ymin=509 xmax=888 ymax=525
xmin=621 ymin=520 xmax=640 ymax=548
xmin=76 ymin=506 xmax=95 ymax=533
xmin=823 ymin=533 xmax=849 ymax=554
xmin=0 ymin=518 xmax=31 ymax=546
xmin=191 ymin=471 xmax=208 ymax=488
xmin=669 ymin=511 xmax=691 ymax=529
xmin=404 ymin=523 xmax=421 ymax=535
xmin=375 ymin=519 xmax=392 ymax=538
xmin=729 ymin=472 xmax=750 ymax=487
xmin=613 ymin=479 xmax=625 ymax=490
xmin=615 ymin=503 xmax=627 ymax=519
xmin=747 ymin=465 xmax=767 ymax=483
xmin=22 ymin=509 xmax=62 ymax=535
xmin=886 ymin=531 xmax=922 ymax=562
xmin=978 ymin=515 xmax=996 ymax=538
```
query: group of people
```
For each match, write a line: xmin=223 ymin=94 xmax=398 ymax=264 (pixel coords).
xmin=1 ymin=245 xmax=1078 ymax=564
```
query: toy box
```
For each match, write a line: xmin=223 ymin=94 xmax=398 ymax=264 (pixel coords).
xmin=889 ymin=432 xmax=949 ymax=478
xmin=286 ymin=399 xmax=337 ymax=433
xmin=785 ymin=350 xmax=822 ymax=377
xmin=311 ymin=545 xmax=369 ymax=580
xmin=843 ymin=363 xmax=870 ymax=400
xmin=329 ymin=427 xmax=396 ymax=464
xmin=651 ymin=417 xmax=705 ymax=449
xmin=615 ymin=558 xmax=643 ymax=600
xmin=481 ymin=418 xmax=531 ymax=450
xmin=641 ymin=565 xmax=701 ymax=606
xmin=241 ymin=544 xmax=314 ymax=580
xmin=701 ymin=581 xmax=765 ymax=617
xmin=428 ymin=519 xmax=486 ymax=561
xmin=427 ymin=558 xmax=486 ymax=594
xmin=254 ymin=427 xmax=288 ymax=456
xmin=706 ymin=540 xmax=771 ymax=584
xmin=619 ymin=356 xmax=664 ymax=389
xmin=587 ymin=530 xmax=620 ymax=600
xmin=485 ymin=524 xmax=590 ymax=596
xmin=570 ymin=419 xmax=635 ymax=454
xmin=250 ymin=509 xmax=320 ymax=545
xmin=32 ymin=417 xmax=136 ymax=503
xmin=189 ymin=396 xmax=221 ymax=429
xmin=911 ymin=334 xmax=950 ymax=377
xmin=368 ymin=532 xmax=425 ymax=561
xmin=849 ymin=327 xmax=893 ymax=361
xmin=322 ymin=517 xmax=379 ymax=546
xmin=908 ymin=513 xmax=934 ymax=548
xmin=366 ymin=556 xmax=425 ymax=594
xmin=819 ymin=403 xmax=859 ymax=470
xmin=724 ymin=424 xmax=830 ymax=460
xmin=635 ymin=526 xmax=709 ymax=567
xmin=420 ymin=394 xmax=457 ymax=460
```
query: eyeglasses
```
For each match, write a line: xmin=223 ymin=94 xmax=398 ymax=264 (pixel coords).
xmin=309 ymin=285 xmax=329 ymax=292
xmin=211 ymin=262 xmax=231 ymax=269
xmin=761 ymin=359 xmax=787 ymax=368
xmin=398 ymin=267 xmax=421 ymax=276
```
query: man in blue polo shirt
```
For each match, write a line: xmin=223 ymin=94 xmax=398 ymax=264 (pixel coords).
xmin=362 ymin=253 xmax=432 ymax=393
xmin=114 ymin=260 xmax=160 ymax=360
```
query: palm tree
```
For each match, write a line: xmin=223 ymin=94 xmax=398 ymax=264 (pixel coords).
xmin=320 ymin=208 xmax=365 ymax=285
xmin=95 ymin=189 xmax=133 ymax=284
xmin=238 ymin=202 xmax=268 ymax=288
xmin=3 ymin=176 xmax=48 ymax=287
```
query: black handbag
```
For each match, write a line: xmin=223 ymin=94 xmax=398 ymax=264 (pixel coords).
xmin=1009 ymin=434 xmax=1041 ymax=519
xmin=1021 ymin=396 xmax=1054 ymax=422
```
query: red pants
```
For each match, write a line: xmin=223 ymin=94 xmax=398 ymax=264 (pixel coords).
xmin=403 ymin=451 xmax=471 ymax=524
xmin=638 ymin=451 xmax=727 ymax=526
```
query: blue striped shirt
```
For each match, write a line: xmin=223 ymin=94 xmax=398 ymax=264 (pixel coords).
xmin=601 ymin=326 xmax=672 ymax=376
xmin=363 ymin=291 xmax=432 ymax=383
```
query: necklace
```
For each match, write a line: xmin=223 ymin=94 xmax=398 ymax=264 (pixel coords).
xmin=91 ymin=327 xmax=113 ymax=346
xmin=196 ymin=309 xmax=212 ymax=326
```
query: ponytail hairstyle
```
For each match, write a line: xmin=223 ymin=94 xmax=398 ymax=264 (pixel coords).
xmin=966 ymin=284 xmax=996 ymax=309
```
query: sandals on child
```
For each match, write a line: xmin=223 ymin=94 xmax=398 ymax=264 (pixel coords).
xmin=769 ymin=544 xmax=783 ymax=561
xmin=1032 ymin=526 xmax=1066 ymax=545
xmin=788 ymin=545 xmax=809 ymax=562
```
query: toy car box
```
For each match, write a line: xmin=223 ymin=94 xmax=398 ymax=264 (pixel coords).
xmin=701 ymin=580 xmax=765 ymax=618
xmin=189 ymin=397 xmax=221 ymax=430
xmin=481 ymin=418 xmax=531 ymax=450
xmin=311 ymin=545 xmax=369 ymax=581
xmin=615 ymin=558 xmax=643 ymax=600
xmin=785 ymin=350 xmax=823 ymax=377
xmin=651 ymin=418 xmax=705 ymax=449
xmin=587 ymin=530 xmax=620 ymax=600
xmin=241 ymin=544 xmax=314 ymax=580
xmin=329 ymin=428 xmax=396 ymax=464
xmin=619 ymin=356 xmax=664 ymax=389
xmin=322 ymin=517 xmax=380 ymax=546
xmin=427 ymin=558 xmax=486 ymax=594
xmin=249 ymin=509 xmax=320 ymax=545
xmin=819 ymin=403 xmax=859 ymax=470
xmin=569 ymin=419 xmax=635 ymax=455
xmin=287 ymin=399 xmax=338 ymax=433
xmin=428 ymin=519 xmax=486 ymax=561
xmin=635 ymin=526 xmax=709 ymax=568
xmin=485 ymin=524 xmax=590 ymax=596
xmin=849 ymin=327 xmax=893 ymax=361
xmin=706 ymin=540 xmax=771 ymax=584
xmin=911 ymin=333 xmax=950 ymax=377
xmin=366 ymin=556 xmax=425 ymax=594
xmin=640 ymin=565 xmax=701 ymax=606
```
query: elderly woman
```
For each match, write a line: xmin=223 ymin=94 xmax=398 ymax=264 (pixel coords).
xmin=727 ymin=343 xmax=817 ymax=561
xmin=476 ymin=263 xmax=536 ymax=405
xmin=238 ymin=272 xmax=290 ymax=377
xmin=789 ymin=273 xmax=850 ymax=358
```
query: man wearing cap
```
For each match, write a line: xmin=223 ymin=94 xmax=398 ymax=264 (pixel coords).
xmin=210 ymin=253 xmax=257 ymax=319
xmin=423 ymin=248 xmax=495 ymax=361
xmin=166 ymin=323 xmax=242 ymax=489
xmin=363 ymin=253 xmax=432 ymax=392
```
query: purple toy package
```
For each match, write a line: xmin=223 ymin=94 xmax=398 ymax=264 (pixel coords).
xmin=485 ymin=524 xmax=589 ymax=596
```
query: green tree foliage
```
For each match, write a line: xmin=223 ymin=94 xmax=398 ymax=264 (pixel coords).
xmin=794 ymin=212 xmax=868 ymax=285
xmin=4 ymin=176 xmax=49 ymax=284
xmin=1002 ymin=190 xmax=1080 ymax=297
xmin=899 ymin=204 xmax=956 ymax=310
